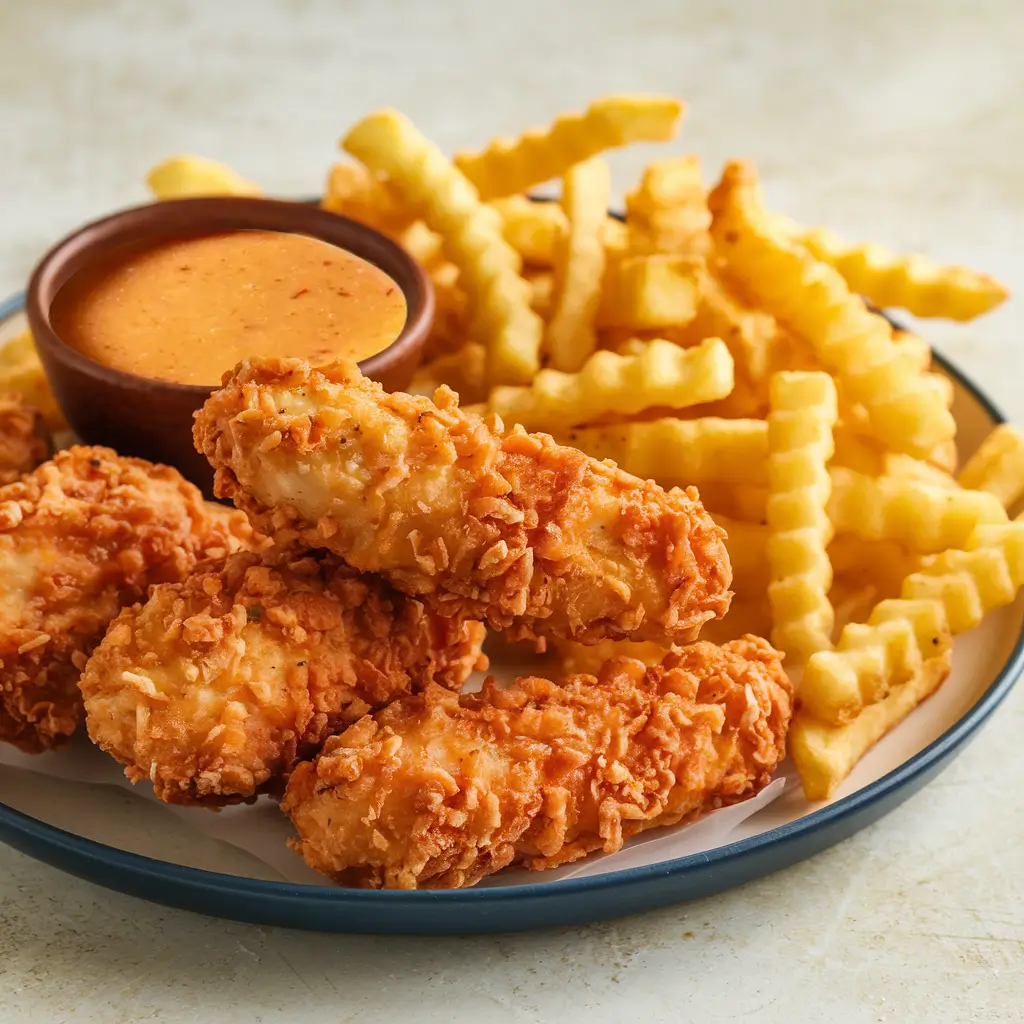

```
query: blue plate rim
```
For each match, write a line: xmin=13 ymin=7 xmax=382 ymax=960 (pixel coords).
xmin=1 ymin=286 xmax=1021 ymax=910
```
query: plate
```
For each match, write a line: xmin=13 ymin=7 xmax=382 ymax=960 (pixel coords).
xmin=1 ymin=288 xmax=1021 ymax=935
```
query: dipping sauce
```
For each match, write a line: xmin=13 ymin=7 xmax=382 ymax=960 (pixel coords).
xmin=51 ymin=230 xmax=408 ymax=386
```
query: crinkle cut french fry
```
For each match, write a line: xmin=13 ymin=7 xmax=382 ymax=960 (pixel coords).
xmin=546 ymin=158 xmax=612 ymax=372
xmin=343 ymin=110 xmax=543 ymax=385
xmin=958 ymin=424 xmax=1024 ymax=510
xmin=550 ymin=637 xmax=668 ymax=676
xmin=684 ymin=268 xmax=782 ymax=381
xmin=407 ymin=343 xmax=487 ymax=405
xmin=322 ymin=161 xmax=417 ymax=234
xmin=790 ymin=651 xmax=952 ymax=801
xmin=562 ymin=416 xmax=767 ymax=490
xmin=625 ymin=155 xmax=710 ymax=257
xmin=766 ymin=372 xmax=837 ymax=662
xmin=708 ymin=161 xmax=956 ymax=457
xmin=828 ymin=535 xmax=923 ymax=598
xmin=598 ymin=256 xmax=701 ymax=330
xmin=0 ymin=330 xmax=66 ymax=430
xmin=698 ymin=482 xmax=769 ymax=524
xmin=490 ymin=196 xmax=566 ymax=267
xmin=491 ymin=338 xmax=733 ymax=434
xmin=698 ymin=597 xmax=773 ymax=645
xmin=803 ymin=517 xmax=1024 ymax=726
xmin=828 ymin=466 xmax=1006 ymax=553
xmin=526 ymin=269 xmax=556 ymax=317
xmin=454 ymin=94 xmax=684 ymax=200
xmin=800 ymin=597 xmax=951 ymax=724
xmin=774 ymin=216 xmax=1009 ymax=322
xmin=902 ymin=518 xmax=1024 ymax=634
xmin=711 ymin=515 xmax=769 ymax=591
xmin=147 ymin=155 xmax=262 ymax=199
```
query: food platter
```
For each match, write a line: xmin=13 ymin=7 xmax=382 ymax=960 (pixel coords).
xmin=1 ymin=287 xmax=1020 ymax=935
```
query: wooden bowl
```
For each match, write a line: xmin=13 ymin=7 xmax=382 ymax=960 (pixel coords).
xmin=26 ymin=197 xmax=434 ymax=492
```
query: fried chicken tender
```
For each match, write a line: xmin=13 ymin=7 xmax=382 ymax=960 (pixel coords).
xmin=0 ymin=446 xmax=252 ymax=752
xmin=282 ymin=636 xmax=792 ymax=890
xmin=195 ymin=358 xmax=732 ymax=646
xmin=0 ymin=394 xmax=51 ymax=485
xmin=81 ymin=549 xmax=487 ymax=806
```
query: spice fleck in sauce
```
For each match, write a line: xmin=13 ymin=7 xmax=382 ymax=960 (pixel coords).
xmin=51 ymin=230 xmax=408 ymax=386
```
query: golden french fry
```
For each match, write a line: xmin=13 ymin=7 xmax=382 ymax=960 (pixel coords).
xmin=958 ymin=424 xmax=1024 ymax=510
xmin=454 ymin=94 xmax=684 ymax=199
xmin=321 ymin=161 xmax=417 ymax=235
xmin=902 ymin=518 xmax=1024 ymax=633
xmin=699 ymin=596 xmax=773 ymax=645
xmin=802 ymin=516 xmax=1024 ymax=727
xmin=491 ymin=337 xmax=733 ymax=434
xmin=699 ymin=482 xmax=769 ymax=524
xmin=546 ymin=158 xmax=612 ymax=371
xmin=563 ymin=415 xmax=766 ymax=489
xmin=800 ymin=597 xmax=950 ymax=724
xmin=709 ymin=161 xmax=956 ymax=458
xmin=408 ymin=342 xmax=487 ymax=405
xmin=828 ymin=467 xmax=1006 ymax=553
xmin=602 ymin=216 xmax=630 ymax=259
xmin=682 ymin=267 xmax=782 ymax=381
xmin=790 ymin=650 xmax=951 ymax=801
xmin=711 ymin=515 xmax=769 ymax=591
xmin=774 ymin=216 xmax=1009 ymax=322
xmin=766 ymin=372 xmax=837 ymax=662
xmin=829 ymin=535 xmax=924 ymax=598
xmin=0 ymin=330 xmax=65 ymax=430
xmin=146 ymin=154 xmax=262 ymax=199
xmin=344 ymin=110 xmax=543 ymax=385
xmin=892 ymin=328 xmax=932 ymax=373
xmin=490 ymin=196 xmax=566 ymax=267
xmin=598 ymin=255 xmax=701 ymax=330
xmin=550 ymin=637 xmax=668 ymax=676
xmin=396 ymin=220 xmax=445 ymax=268
xmin=625 ymin=155 xmax=710 ymax=257
xmin=525 ymin=269 xmax=556 ymax=317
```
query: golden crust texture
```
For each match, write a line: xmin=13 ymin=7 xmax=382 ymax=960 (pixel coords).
xmin=195 ymin=358 xmax=733 ymax=646
xmin=0 ymin=393 xmax=51 ymax=485
xmin=0 ymin=445 xmax=253 ymax=752
xmin=81 ymin=549 xmax=487 ymax=806
xmin=282 ymin=636 xmax=792 ymax=889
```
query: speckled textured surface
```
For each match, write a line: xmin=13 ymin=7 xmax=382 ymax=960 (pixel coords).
xmin=1 ymin=1 xmax=1022 ymax=1020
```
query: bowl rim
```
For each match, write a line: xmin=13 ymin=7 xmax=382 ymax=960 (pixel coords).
xmin=25 ymin=195 xmax=434 ymax=397
xmin=0 ymin=286 xmax=1021 ymax=927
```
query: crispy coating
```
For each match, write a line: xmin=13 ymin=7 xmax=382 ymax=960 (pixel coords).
xmin=282 ymin=636 xmax=792 ymax=889
xmin=0 ymin=393 xmax=51 ymax=485
xmin=81 ymin=549 xmax=487 ymax=806
xmin=0 ymin=446 xmax=252 ymax=752
xmin=195 ymin=358 xmax=732 ymax=646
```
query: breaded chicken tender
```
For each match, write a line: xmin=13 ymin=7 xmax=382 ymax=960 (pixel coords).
xmin=195 ymin=358 xmax=732 ymax=646
xmin=0 ymin=446 xmax=252 ymax=752
xmin=81 ymin=549 xmax=487 ymax=806
xmin=282 ymin=636 xmax=792 ymax=890
xmin=0 ymin=393 xmax=51 ymax=485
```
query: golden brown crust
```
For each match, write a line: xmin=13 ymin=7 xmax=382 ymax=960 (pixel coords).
xmin=282 ymin=636 xmax=792 ymax=889
xmin=81 ymin=548 xmax=487 ymax=806
xmin=195 ymin=358 xmax=733 ymax=646
xmin=0 ymin=393 xmax=51 ymax=485
xmin=0 ymin=446 xmax=253 ymax=752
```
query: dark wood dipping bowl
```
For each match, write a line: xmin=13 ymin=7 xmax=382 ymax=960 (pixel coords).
xmin=26 ymin=197 xmax=434 ymax=492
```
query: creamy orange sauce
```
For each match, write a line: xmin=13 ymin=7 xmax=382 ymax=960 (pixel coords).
xmin=51 ymin=230 xmax=408 ymax=386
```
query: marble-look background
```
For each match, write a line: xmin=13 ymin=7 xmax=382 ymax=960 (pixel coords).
xmin=0 ymin=2 xmax=1021 ymax=1021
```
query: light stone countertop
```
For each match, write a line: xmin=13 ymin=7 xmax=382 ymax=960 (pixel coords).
xmin=1 ymin=2 xmax=1022 ymax=1021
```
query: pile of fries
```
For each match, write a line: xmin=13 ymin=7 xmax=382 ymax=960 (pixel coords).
xmin=5 ymin=94 xmax=1020 ymax=802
